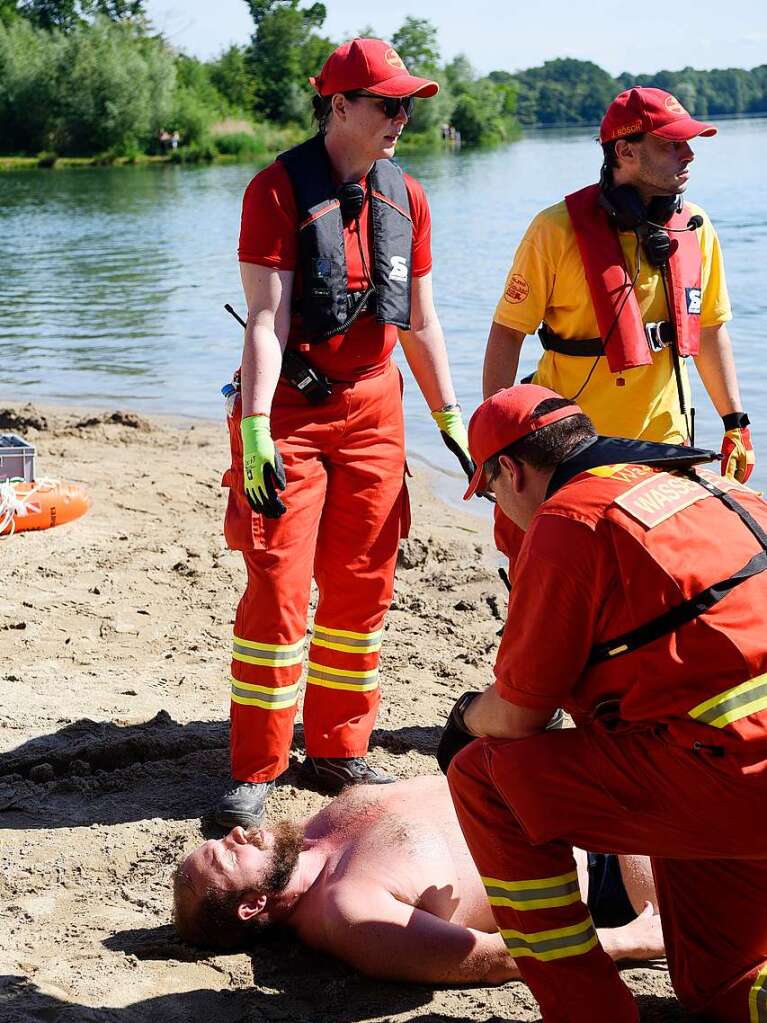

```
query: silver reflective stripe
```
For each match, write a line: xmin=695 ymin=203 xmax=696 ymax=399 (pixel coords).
xmin=485 ymin=877 xmax=579 ymax=907
xmin=750 ymin=965 xmax=767 ymax=1023
xmin=313 ymin=627 xmax=383 ymax=647
xmin=231 ymin=684 xmax=297 ymax=704
xmin=690 ymin=674 xmax=767 ymax=728
xmin=501 ymin=920 xmax=598 ymax=962
xmin=307 ymin=666 xmax=378 ymax=686
xmin=232 ymin=642 xmax=301 ymax=662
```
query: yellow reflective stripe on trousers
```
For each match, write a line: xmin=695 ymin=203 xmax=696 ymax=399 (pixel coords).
xmin=750 ymin=964 xmax=767 ymax=1023
xmin=311 ymin=624 xmax=383 ymax=655
xmin=230 ymin=677 xmax=300 ymax=709
xmin=482 ymin=870 xmax=580 ymax=910
xmin=689 ymin=672 xmax=767 ymax=728
xmin=306 ymin=661 xmax=379 ymax=692
xmin=500 ymin=917 xmax=598 ymax=962
xmin=232 ymin=635 xmax=304 ymax=668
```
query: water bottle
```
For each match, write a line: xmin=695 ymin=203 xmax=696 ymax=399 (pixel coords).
xmin=221 ymin=383 xmax=238 ymax=417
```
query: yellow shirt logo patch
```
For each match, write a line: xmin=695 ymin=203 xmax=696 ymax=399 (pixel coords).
xmin=504 ymin=273 xmax=530 ymax=303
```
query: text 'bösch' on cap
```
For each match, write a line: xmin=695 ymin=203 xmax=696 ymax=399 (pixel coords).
xmin=600 ymin=87 xmax=716 ymax=143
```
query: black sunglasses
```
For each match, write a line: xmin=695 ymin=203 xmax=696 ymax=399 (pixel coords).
xmin=344 ymin=92 xmax=415 ymax=119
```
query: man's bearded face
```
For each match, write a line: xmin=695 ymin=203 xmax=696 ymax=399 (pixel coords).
xmin=244 ymin=821 xmax=305 ymax=894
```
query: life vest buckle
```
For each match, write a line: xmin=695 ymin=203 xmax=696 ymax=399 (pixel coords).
xmin=644 ymin=320 xmax=675 ymax=353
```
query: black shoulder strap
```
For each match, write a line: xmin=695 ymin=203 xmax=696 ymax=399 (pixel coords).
xmin=369 ymin=157 xmax=408 ymax=205
xmin=277 ymin=134 xmax=335 ymax=217
xmin=589 ymin=472 xmax=767 ymax=665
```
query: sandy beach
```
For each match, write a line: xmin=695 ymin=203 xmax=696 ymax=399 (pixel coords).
xmin=0 ymin=402 xmax=684 ymax=1021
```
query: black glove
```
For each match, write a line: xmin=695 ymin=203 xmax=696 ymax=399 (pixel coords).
xmin=260 ymin=451 xmax=288 ymax=518
xmin=437 ymin=691 xmax=481 ymax=775
xmin=439 ymin=430 xmax=475 ymax=482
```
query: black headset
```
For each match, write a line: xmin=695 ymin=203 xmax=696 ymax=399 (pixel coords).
xmin=598 ymin=183 xmax=681 ymax=234
xmin=598 ymin=179 xmax=703 ymax=267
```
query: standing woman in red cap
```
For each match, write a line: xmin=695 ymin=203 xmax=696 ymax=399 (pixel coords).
xmin=484 ymin=87 xmax=754 ymax=568
xmin=216 ymin=39 xmax=475 ymax=828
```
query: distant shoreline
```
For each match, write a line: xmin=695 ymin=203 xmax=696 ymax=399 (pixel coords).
xmin=0 ymin=152 xmax=260 ymax=172
xmin=0 ymin=136 xmax=447 ymax=172
xmin=4 ymin=109 xmax=764 ymax=171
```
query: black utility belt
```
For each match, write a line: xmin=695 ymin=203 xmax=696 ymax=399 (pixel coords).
xmin=538 ymin=320 xmax=675 ymax=357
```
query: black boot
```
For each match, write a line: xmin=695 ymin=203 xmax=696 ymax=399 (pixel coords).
xmin=300 ymin=757 xmax=395 ymax=793
xmin=214 ymin=780 xmax=274 ymax=829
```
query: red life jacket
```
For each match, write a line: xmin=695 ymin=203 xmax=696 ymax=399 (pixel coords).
xmin=564 ymin=183 xmax=702 ymax=373
xmin=539 ymin=462 xmax=767 ymax=749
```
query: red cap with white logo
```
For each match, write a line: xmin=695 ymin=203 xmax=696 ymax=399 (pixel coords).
xmin=600 ymin=87 xmax=716 ymax=143
xmin=310 ymin=38 xmax=439 ymax=99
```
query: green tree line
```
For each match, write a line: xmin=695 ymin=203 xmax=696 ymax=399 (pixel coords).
xmin=504 ymin=57 xmax=767 ymax=126
xmin=0 ymin=1 xmax=765 ymax=161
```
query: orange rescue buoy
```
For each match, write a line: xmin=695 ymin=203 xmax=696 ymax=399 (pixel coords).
xmin=0 ymin=479 xmax=91 ymax=536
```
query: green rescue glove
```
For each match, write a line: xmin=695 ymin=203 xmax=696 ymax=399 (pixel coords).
xmin=240 ymin=415 xmax=287 ymax=519
xmin=431 ymin=406 xmax=475 ymax=484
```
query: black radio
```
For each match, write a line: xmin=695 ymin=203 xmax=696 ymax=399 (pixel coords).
xmin=281 ymin=349 xmax=332 ymax=404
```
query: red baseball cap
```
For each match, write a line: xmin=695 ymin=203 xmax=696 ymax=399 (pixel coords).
xmin=600 ymin=87 xmax=716 ymax=143
xmin=310 ymin=38 xmax=439 ymax=99
xmin=464 ymin=385 xmax=584 ymax=499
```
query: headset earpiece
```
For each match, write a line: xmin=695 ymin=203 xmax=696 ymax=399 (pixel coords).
xmin=646 ymin=193 xmax=682 ymax=225
xmin=598 ymin=184 xmax=649 ymax=232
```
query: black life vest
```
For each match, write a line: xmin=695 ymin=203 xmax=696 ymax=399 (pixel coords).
xmin=278 ymin=134 xmax=413 ymax=343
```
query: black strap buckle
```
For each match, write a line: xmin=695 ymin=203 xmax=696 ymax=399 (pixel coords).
xmin=645 ymin=321 xmax=674 ymax=353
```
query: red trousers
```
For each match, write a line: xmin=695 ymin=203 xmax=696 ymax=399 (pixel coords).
xmin=448 ymin=725 xmax=767 ymax=1023
xmin=223 ymin=360 xmax=409 ymax=782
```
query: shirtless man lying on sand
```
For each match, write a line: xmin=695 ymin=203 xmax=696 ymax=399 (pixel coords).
xmin=173 ymin=776 xmax=663 ymax=984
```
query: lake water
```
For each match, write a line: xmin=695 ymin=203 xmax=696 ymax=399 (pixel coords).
xmin=1 ymin=118 xmax=766 ymax=493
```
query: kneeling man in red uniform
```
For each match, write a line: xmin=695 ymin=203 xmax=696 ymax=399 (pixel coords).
xmin=440 ymin=384 xmax=767 ymax=1022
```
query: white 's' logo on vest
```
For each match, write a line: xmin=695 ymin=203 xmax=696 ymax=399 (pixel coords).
xmin=685 ymin=287 xmax=701 ymax=314
xmin=389 ymin=256 xmax=408 ymax=282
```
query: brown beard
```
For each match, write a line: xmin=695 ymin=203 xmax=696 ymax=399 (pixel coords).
xmin=245 ymin=821 xmax=304 ymax=895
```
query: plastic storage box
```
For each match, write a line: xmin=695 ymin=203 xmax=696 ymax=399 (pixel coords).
xmin=0 ymin=435 xmax=36 ymax=482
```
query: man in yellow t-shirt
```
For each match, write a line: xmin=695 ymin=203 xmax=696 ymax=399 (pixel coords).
xmin=485 ymin=87 xmax=754 ymax=483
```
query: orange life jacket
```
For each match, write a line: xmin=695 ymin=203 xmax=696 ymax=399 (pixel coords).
xmin=542 ymin=457 xmax=767 ymax=748
xmin=564 ymin=183 xmax=702 ymax=373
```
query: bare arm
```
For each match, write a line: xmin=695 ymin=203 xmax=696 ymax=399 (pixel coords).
xmin=462 ymin=682 xmax=555 ymax=741
xmin=693 ymin=323 xmax=744 ymax=417
xmin=238 ymin=262 xmax=294 ymax=417
xmin=398 ymin=272 xmax=458 ymax=411
xmin=311 ymin=885 xmax=664 ymax=985
xmin=316 ymin=886 xmax=520 ymax=985
xmin=483 ymin=323 xmax=526 ymax=398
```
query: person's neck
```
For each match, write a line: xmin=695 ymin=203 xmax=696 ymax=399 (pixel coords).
xmin=263 ymin=840 xmax=330 ymax=924
xmin=323 ymin=131 xmax=374 ymax=184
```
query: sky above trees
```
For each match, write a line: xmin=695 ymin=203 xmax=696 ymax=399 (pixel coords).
xmin=143 ymin=0 xmax=766 ymax=75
